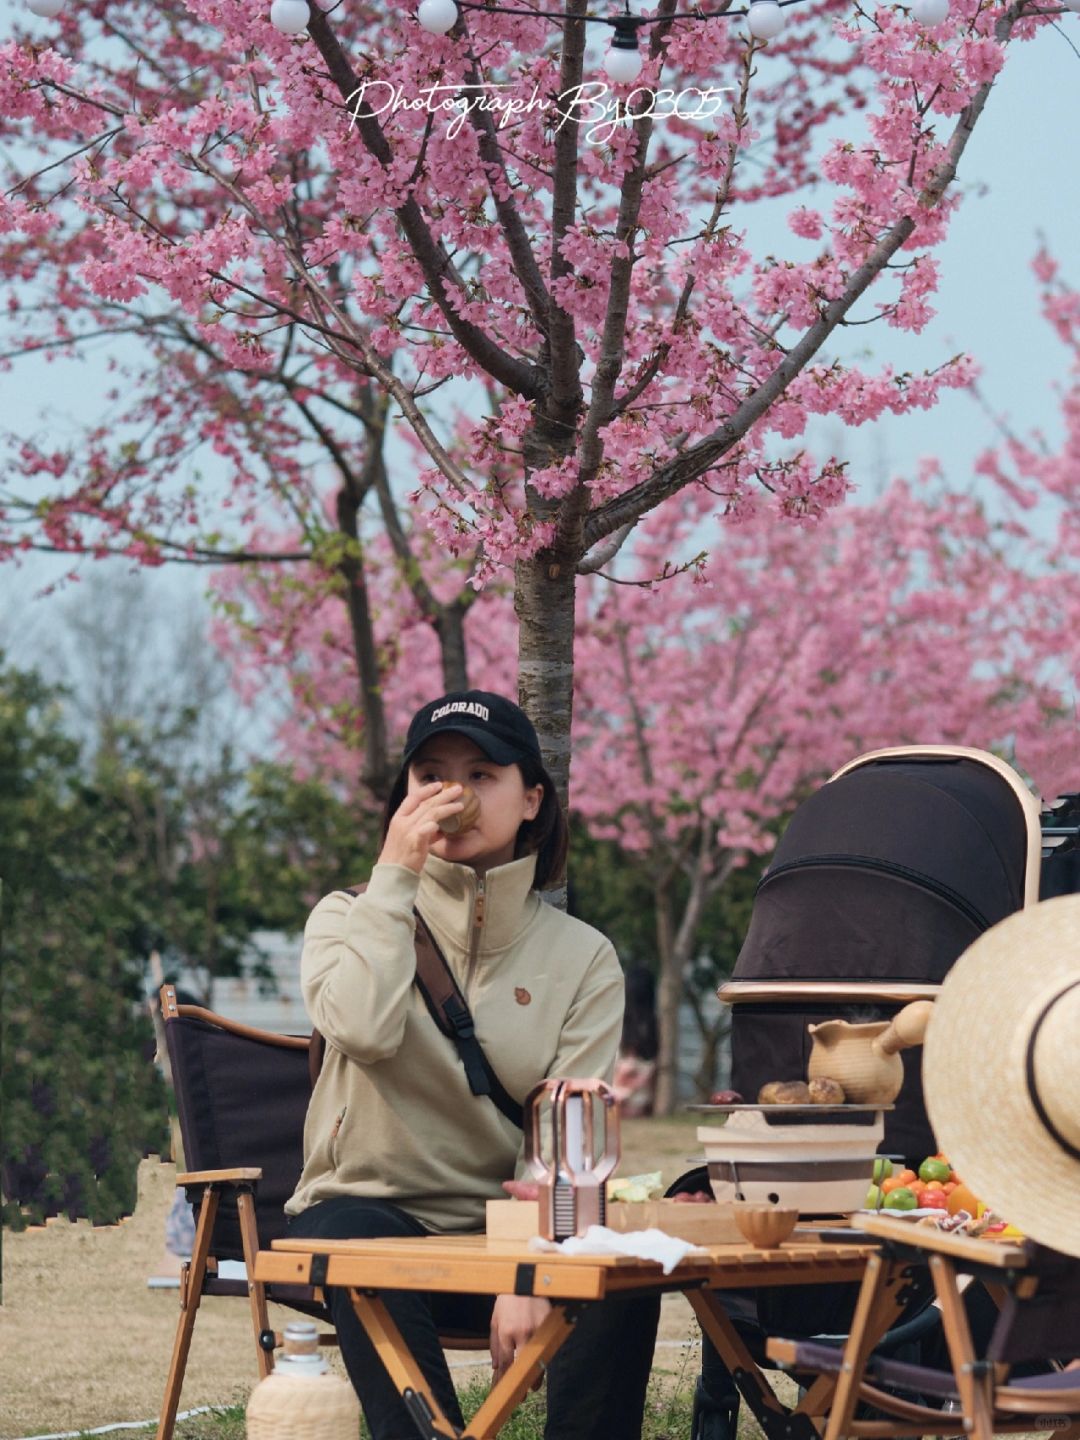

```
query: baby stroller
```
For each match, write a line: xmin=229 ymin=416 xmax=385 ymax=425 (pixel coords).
xmin=692 ymin=745 xmax=1043 ymax=1440
xmin=721 ymin=744 xmax=1042 ymax=1163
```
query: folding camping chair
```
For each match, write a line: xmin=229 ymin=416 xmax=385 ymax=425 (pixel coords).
xmin=767 ymin=1212 xmax=1080 ymax=1440
xmin=155 ymin=984 xmax=485 ymax=1440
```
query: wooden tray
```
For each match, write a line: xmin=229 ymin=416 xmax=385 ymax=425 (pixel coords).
xmin=485 ymin=1198 xmax=743 ymax=1243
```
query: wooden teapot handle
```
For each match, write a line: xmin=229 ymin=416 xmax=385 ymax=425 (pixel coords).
xmin=875 ymin=1000 xmax=935 ymax=1057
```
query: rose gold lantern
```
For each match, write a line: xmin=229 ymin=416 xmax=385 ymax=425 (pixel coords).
xmin=524 ymin=1078 xmax=620 ymax=1239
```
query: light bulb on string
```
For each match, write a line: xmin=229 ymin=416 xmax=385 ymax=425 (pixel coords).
xmin=910 ymin=0 xmax=949 ymax=22
xmin=746 ymin=0 xmax=786 ymax=40
xmin=270 ymin=0 xmax=310 ymax=32
xmin=417 ymin=0 xmax=459 ymax=34
xmin=604 ymin=17 xmax=644 ymax=83
xmin=26 ymin=0 xmax=66 ymax=16
xmin=313 ymin=0 xmax=339 ymax=10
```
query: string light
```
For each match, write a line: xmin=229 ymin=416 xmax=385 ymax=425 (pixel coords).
xmin=270 ymin=0 xmax=310 ymax=32
xmin=417 ymin=0 xmax=460 ymax=32
xmin=26 ymin=0 xmax=1005 ymax=60
xmin=604 ymin=16 xmax=644 ymax=82
xmin=746 ymin=0 xmax=786 ymax=38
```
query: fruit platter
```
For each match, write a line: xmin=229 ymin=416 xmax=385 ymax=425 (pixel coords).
xmin=861 ymin=1153 xmax=1023 ymax=1237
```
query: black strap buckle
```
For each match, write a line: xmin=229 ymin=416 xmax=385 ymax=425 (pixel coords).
xmin=444 ymin=996 xmax=476 ymax=1040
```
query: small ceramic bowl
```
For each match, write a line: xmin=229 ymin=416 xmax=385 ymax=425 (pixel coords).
xmin=732 ymin=1203 xmax=800 ymax=1248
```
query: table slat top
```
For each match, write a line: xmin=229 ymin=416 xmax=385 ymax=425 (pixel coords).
xmin=267 ymin=1232 xmax=879 ymax=1274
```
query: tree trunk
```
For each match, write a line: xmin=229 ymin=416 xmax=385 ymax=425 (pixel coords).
xmin=335 ymin=486 xmax=394 ymax=799
xmin=653 ymin=874 xmax=681 ymax=1116
xmin=689 ymin=1005 xmax=729 ymax=1101
xmin=514 ymin=543 xmax=577 ymax=908
xmin=653 ymin=839 xmax=731 ymax=1113
xmin=435 ymin=600 xmax=470 ymax=693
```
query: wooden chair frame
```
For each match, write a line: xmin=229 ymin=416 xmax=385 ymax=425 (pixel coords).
xmin=766 ymin=1214 xmax=1080 ymax=1440
xmin=155 ymin=984 xmax=485 ymax=1440
xmin=156 ymin=984 xmax=326 ymax=1440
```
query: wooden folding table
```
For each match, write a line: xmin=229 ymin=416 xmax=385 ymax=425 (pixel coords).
xmin=256 ymin=1230 xmax=888 ymax=1440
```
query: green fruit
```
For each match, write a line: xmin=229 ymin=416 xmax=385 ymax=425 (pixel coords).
xmin=883 ymin=1187 xmax=919 ymax=1211
xmin=872 ymin=1157 xmax=893 ymax=1183
xmin=918 ymin=1158 xmax=951 ymax=1184
xmin=865 ymin=1184 xmax=884 ymax=1209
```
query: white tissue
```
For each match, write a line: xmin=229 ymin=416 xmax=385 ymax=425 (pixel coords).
xmin=527 ymin=1225 xmax=704 ymax=1275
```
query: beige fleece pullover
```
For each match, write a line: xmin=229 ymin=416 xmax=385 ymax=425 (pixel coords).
xmin=285 ymin=852 xmax=625 ymax=1233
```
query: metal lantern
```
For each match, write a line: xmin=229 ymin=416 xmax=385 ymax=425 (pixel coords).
xmin=524 ymin=1077 xmax=620 ymax=1240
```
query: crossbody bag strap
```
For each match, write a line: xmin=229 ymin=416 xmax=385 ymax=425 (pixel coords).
xmin=411 ymin=909 xmax=524 ymax=1130
xmin=310 ymin=884 xmax=523 ymax=1130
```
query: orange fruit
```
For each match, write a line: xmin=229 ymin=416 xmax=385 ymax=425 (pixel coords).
xmin=947 ymin=1182 xmax=980 ymax=1217
xmin=908 ymin=1178 xmax=927 ymax=1197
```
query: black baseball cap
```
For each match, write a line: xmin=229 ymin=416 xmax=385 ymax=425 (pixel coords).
xmin=403 ymin=690 xmax=543 ymax=768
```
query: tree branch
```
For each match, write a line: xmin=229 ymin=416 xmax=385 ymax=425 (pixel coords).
xmin=575 ymin=0 xmax=680 ymax=498
xmin=546 ymin=0 xmax=588 ymax=419
xmin=459 ymin=36 xmax=552 ymax=343
xmin=581 ymin=1 xmax=1024 ymax=550
xmin=304 ymin=8 xmax=543 ymax=401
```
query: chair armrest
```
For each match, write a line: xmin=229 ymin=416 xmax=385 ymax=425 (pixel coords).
xmin=766 ymin=1338 xmax=800 ymax=1366
xmin=177 ymin=1167 xmax=264 ymax=1185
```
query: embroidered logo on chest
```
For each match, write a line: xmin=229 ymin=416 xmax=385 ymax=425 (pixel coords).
xmin=514 ymin=987 xmax=532 ymax=1006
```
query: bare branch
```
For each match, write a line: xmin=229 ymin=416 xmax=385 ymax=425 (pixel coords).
xmin=576 ymin=521 xmax=635 ymax=575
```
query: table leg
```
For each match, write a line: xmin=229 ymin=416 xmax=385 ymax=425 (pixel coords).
xmin=464 ymin=1305 xmax=579 ymax=1440
xmin=822 ymin=1254 xmax=906 ymax=1440
xmin=349 ymin=1289 xmax=578 ymax=1440
xmin=929 ymin=1255 xmax=994 ymax=1440
xmin=688 ymin=1290 xmax=802 ymax=1440
xmin=349 ymin=1290 xmax=464 ymax=1440
xmin=797 ymin=1372 xmax=842 ymax=1432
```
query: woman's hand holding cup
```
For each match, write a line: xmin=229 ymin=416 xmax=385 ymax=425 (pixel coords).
xmin=437 ymin=782 xmax=480 ymax=835
xmin=379 ymin=781 xmax=468 ymax=873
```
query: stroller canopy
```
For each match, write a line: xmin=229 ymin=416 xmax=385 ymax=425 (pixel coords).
xmin=736 ymin=755 xmax=1031 ymax=986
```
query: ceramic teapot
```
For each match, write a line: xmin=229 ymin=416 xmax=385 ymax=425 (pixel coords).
xmin=807 ymin=999 xmax=935 ymax=1105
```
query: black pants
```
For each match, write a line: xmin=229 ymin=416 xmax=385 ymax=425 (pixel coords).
xmin=287 ymin=1197 xmax=660 ymax=1440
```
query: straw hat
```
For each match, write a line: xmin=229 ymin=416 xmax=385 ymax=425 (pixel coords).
xmin=922 ymin=892 xmax=1080 ymax=1258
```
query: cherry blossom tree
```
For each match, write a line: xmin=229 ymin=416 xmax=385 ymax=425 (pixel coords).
xmin=2 ymin=0 xmax=1066 ymax=816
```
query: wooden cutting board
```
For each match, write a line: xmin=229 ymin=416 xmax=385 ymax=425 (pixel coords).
xmin=485 ymin=1198 xmax=743 ymax=1243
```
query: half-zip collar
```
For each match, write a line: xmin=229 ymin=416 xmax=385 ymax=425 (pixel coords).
xmin=418 ymin=853 xmax=540 ymax=958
